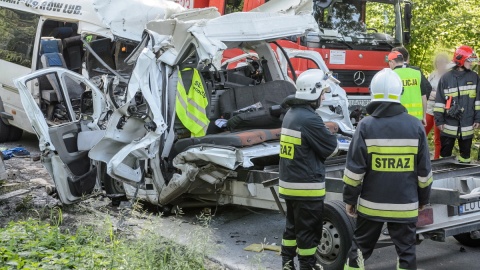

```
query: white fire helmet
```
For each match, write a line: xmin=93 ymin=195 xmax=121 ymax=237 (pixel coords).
xmin=295 ymin=69 xmax=331 ymax=101
xmin=370 ymin=68 xmax=403 ymax=103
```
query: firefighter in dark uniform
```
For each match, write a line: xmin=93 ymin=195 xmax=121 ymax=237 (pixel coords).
xmin=343 ymin=68 xmax=433 ymax=270
xmin=434 ymin=45 xmax=480 ymax=163
xmin=280 ymin=69 xmax=339 ymax=270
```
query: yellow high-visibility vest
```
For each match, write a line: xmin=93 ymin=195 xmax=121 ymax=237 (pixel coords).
xmin=176 ymin=68 xmax=209 ymax=137
xmin=394 ymin=68 xmax=423 ymax=120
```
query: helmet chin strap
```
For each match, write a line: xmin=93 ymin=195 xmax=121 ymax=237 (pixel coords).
xmin=310 ymin=97 xmax=321 ymax=110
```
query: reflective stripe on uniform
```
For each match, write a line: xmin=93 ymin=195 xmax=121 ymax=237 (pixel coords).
xmin=365 ymin=139 xmax=418 ymax=147
xmin=418 ymin=171 xmax=433 ymax=188
xmin=278 ymin=187 xmax=326 ymax=197
xmin=281 ymin=128 xmax=301 ymax=138
xmin=443 ymin=124 xmax=458 ymax=136
xmin=434 ymin=102 xmax=445 ymax=113
xmin=282 ymin=239 xmax=297 ymax=247
xmin=357 ymin=205 xmax=418 ymax=219
xmin=444 ymin=124 xmax=458 ymax=131
xmin=461 ymin=126 xmax=474 ymax=132
xmin=367 ymin=146 xmax=418 ymax=154
xmin=343 ymin=175 xmax=361 ymax=187
xmin=443 ymin=125 xmax=474 ymax=137
xmin=344 ymin=168 xmax=365 ymax=180
xmin=445 ymin=88 xmax=477 ymax=98
xmin=279 ymin=180 xmax=325 ymax=190
xmin=343 ymin=168 xmax=364 ymax=187
xmin=297 ymin=247 xmax=317 ymax=256
xmin=281 ymin=135 xmax=302 ymax=145
xmin=359 ymin=198 xmax=418 ymax=211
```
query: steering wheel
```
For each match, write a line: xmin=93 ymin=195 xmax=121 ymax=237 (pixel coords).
xmin=366 ymin=28 xmax=378 ymax=33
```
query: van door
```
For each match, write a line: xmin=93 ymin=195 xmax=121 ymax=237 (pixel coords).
xmin=14 ymin=67 xmax=107 ymax=204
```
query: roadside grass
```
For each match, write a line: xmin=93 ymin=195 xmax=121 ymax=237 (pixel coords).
xmin=0 ymin=206 xmax=217 ymax=270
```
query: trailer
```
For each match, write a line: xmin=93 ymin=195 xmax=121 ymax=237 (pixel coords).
xmin=255 ymin=156 xmax=480 ymax=270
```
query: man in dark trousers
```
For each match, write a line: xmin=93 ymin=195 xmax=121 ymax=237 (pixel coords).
xmin=343 ymin=68 xmax=433 ymax=269
xmin=434 ymin=45 xmax=480 ymax=163
xmin=280 ymin=69 xmax=338 ymax=270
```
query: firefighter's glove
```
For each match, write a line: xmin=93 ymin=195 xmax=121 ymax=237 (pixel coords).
xmin=447 ymin=104 xmax=464 ymax=120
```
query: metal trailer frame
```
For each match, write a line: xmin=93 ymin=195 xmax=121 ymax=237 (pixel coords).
xmin=238 ymin=156 xmax=480 ymax=269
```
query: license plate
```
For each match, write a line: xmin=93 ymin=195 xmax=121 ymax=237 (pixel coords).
xmin=459 ymin=201 xmax=480 ymax=215
xmin=348 ymin=99 xmax=370 ymax=107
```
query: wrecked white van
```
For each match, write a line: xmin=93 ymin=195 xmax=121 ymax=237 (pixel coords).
xmin=0 ymin=0 xmax=186 ymax=142
xmin=13 ymin=2 xmax=354 ymax=210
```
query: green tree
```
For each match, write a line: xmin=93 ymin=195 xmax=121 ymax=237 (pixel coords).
xmin=406 ymin=0 xmax=480 ymax=73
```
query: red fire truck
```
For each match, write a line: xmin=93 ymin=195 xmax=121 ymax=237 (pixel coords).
xmin=177 ymin=0 xmax=413 ymax=108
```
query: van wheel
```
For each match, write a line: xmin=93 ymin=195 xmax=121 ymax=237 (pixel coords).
xmin=0 ymin=120 xmax=11 ymax=143
xmin=315 ymin=200 xmax=356 ymax=270
xmin=99 ymin=162 xmax=125 ymax=195
xmin=454 ymin=232 xmax=480 ymax=247
xmin=8 ymin=126 xmax=23 ymax=141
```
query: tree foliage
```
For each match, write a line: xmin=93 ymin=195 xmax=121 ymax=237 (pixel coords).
xmin=406 ymin=0 xmax=480 ymax=73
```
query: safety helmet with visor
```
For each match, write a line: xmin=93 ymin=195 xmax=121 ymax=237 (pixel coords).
xmin=295 ymin=69 xmax=331 ymax=101
xmin=454 ymin=45 xmax=478 ymax=67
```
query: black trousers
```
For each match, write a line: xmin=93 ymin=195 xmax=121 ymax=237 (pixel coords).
xmin=440 ymin=135 xmax=473 ymax=162
xmin=282 ymin=200 xmax=323 ymax=269
xmin=346 ymin=216 xmax=417 ymax=270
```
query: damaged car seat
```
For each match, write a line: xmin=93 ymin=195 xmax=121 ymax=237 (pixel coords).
xmin=39 ymin=38 xmax=84 ymax=101
xmin=219 ymin=80 xmax=296 ymax=130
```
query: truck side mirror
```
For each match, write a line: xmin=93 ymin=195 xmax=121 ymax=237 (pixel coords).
xmin=403 ymin=1 xmax=412 ymax=44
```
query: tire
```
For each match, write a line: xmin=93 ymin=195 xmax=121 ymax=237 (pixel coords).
xmin=454 ymin=232 xmax=480 ymax=247
xmin=7 ymin=126 xmax=23 ymax=141
xmin=315 ymin=200 xmax=356 ymax=270
xmin=0 ymin=119 xmax=11 ymax=143
xmin=99 ymin=162 xmax=126 ymax=195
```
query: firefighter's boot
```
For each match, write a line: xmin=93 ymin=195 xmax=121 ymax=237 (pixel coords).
xmin=298 ymin=256 xmax=319 ymax=270
xmin=282 ymin=256 xmax=295 ymax=270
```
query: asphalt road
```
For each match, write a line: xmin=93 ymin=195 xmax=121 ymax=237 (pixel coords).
xmin=3 ymin=133 xmax=480 ymax=270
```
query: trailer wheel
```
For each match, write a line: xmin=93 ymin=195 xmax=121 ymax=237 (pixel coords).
xmin=7 ymin=126 xmax=23 ymax=142
xmin=315 ymin=200 xmax=356 ymax=270
xmin=454 ymin=232 xmax=480 ymax=247
xmin=0 ymin=119 xmax=11 ymax=143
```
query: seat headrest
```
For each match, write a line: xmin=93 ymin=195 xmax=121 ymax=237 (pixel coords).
xmin=63 ymin=35 xmax=82 ymax=48
xmin=52 ymin=27 xmax=73 ymax=39
xmin=40 ymin=39 xmax=62 ymax=54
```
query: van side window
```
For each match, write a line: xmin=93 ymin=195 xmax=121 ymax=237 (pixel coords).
xmin=0 ymin=7 xmax=39 ymax=68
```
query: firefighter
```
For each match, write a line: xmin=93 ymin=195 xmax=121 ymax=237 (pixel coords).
xmin=434 ymin=46 xmax=480 ymax=163
xmin=387 ymin=51 xmax=427 ymax=124
xmin=280 ymin=69 xmax=338 ymax=270
xmin=176 ymin=67 xmax=210 ymax=137
xmin=343 ymin=68 xmax=433 ymax=270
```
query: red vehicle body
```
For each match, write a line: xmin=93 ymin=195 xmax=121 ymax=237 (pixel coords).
xmin=177 ymin=0 xmax=412 ymax=104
